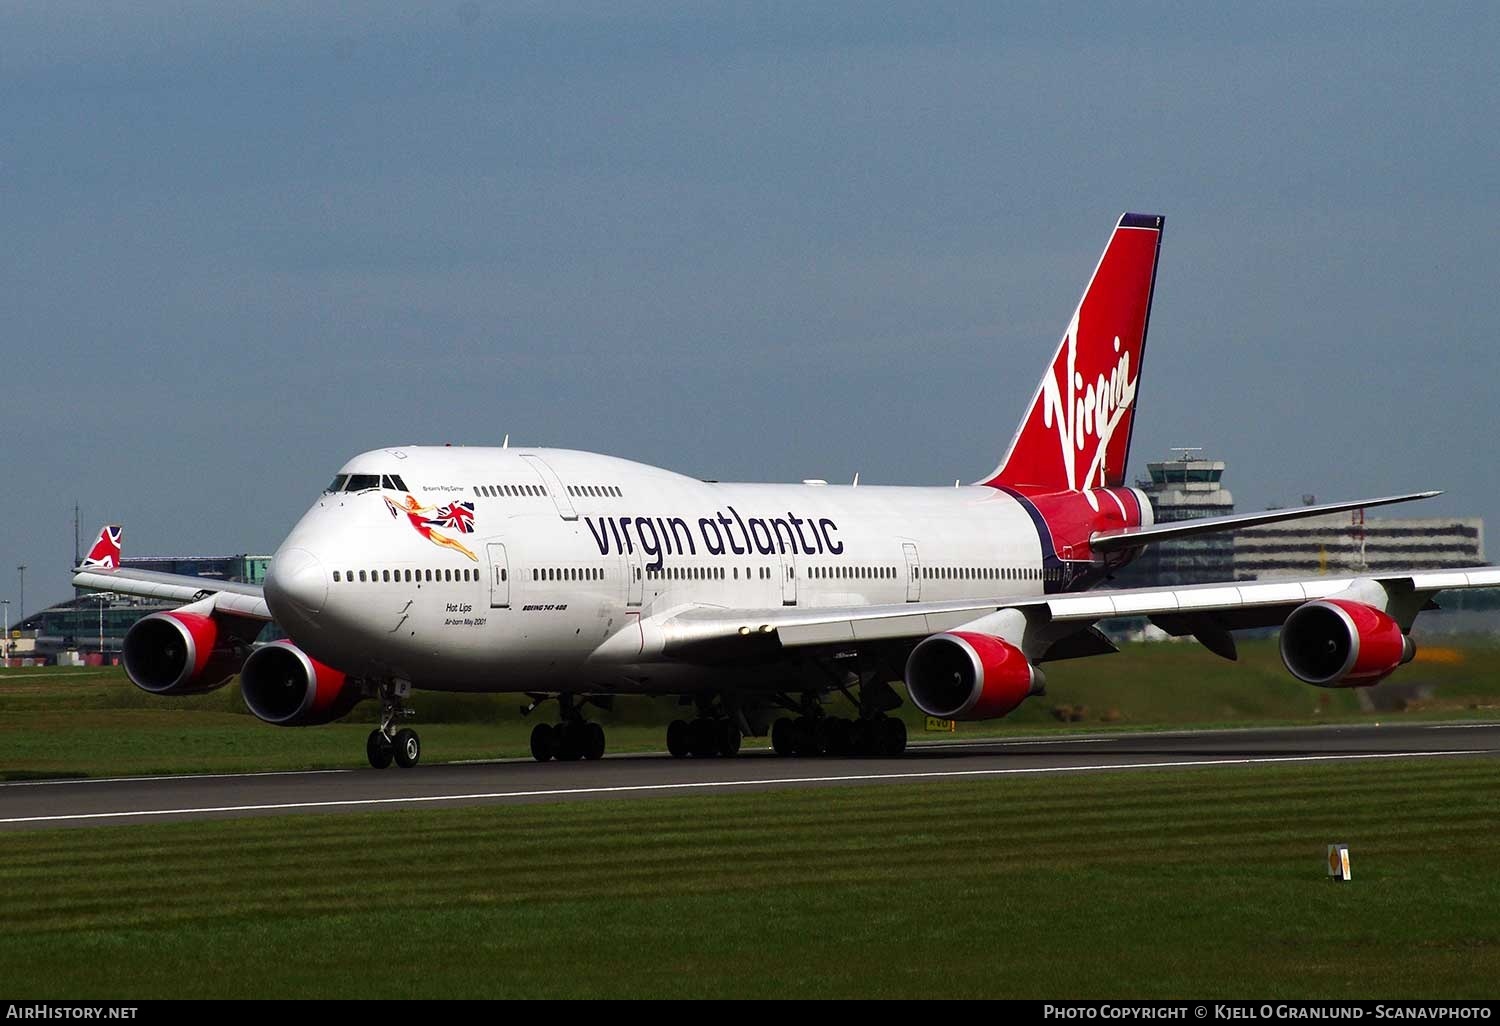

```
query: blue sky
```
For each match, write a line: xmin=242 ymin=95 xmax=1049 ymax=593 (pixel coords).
xmin=4 ymin=3 xmax=1498 ymax=613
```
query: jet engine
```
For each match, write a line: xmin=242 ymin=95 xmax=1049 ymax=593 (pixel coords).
xmin=239 ymin=640 xmax=363 ymax=726
xmin=1279 ymin=598 xmax=1415 ymax=687
xmin=122 ymin=611 xmax=242 ymax=695
xmin=905 ymin=631 xmax=1046 ymax=721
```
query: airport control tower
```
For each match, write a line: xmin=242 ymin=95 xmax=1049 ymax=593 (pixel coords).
xmin=1110 ymin=449 xmax=1236 ymax=588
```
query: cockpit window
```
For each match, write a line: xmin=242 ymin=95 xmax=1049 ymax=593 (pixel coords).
xmin=345 ymin=474 xmax=380 ymax=491
xmin=390 ymin=474 xmax=409 ymax=491
xmin=326 ymin=474 xmax=349 ymax=493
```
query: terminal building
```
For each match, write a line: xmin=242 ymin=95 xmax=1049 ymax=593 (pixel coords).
xmin=1236 ymin=513 xmax=1484 ymax=580
xmin=8 ymin=553 xmax=274 ymax=664
xmin=1108 ymin=451 xmax=1486 ymax=592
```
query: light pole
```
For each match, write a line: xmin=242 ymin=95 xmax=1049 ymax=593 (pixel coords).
xmin=16 ymin=565 xmax=24 ymax=623
xmin=81 ymin=592 xmax=112 ymax=660
xmin=1 ymin=599 xmax=9 ymax=667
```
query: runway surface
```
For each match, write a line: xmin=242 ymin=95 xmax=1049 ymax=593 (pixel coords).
xmin=3 ymin=721 xmax=1497 ymax=832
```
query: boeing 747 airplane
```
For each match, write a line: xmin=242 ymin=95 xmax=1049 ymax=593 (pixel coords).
xmin=73 ymin=214 xmax=1500 ymax=769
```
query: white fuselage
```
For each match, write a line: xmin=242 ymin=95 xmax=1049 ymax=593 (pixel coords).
xmin=268 ymin=446 xmax=1132 ymax=694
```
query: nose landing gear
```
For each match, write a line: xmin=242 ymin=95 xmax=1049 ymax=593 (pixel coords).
xmin=366 ymin=681 xmax=420 ymax=769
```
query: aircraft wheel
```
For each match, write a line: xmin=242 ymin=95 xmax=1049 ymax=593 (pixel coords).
xmin=556 ymin=722 xmax=584 ymax=761
xmin=366 ymin=729 xmax=394 ymax=770
xmin=770 ymin=717 xmax=795 ymax=757
xmin=393 ymin=728 xmax=421 ymax=769
xmin=689 ymin=717 xmax=719 ymax=757
xmin=816 ymin=717 xmax=844 ymax=756
xmin=667 ymin=719 xmax=691 ymax=758
xmin=794 ymin=716 xmax=821 ymax=756
xmin=881 ymin=717 xmax=908 ymax=757
xmin=584 ymin=722 xmax=607 ymax=761
xmin=717 ymin=719 xmax=742 ymax=757
xmin=530 ymin=723 xmax=556 ymax=762
xmin=848 ymin=719 xmax=873 ymax=757
xmin=823 ymin=717 xmax=853 ymax=757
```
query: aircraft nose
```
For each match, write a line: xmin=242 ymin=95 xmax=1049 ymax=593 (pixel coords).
xmin=266 ymin=547 xmax=328 ymax=621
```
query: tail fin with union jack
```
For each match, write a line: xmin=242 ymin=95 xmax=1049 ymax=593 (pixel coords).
xmin=80 ymin=525 xmax=123 ymax=570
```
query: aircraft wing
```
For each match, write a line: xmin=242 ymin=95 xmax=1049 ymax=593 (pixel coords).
xmin=612 ymin=566 xmax=1500 ymax=664
xmin=71 ymin=566 xmax=272 ymax=620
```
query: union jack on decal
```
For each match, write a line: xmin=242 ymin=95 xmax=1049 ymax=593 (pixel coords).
xmin=427 ymin=502 xmax=475 ymax=534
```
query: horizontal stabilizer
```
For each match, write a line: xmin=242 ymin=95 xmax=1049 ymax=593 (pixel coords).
xmin=1088 ymin=491 xmax=1441 ymax=553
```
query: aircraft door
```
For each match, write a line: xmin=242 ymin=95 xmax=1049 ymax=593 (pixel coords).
xmin=486 ymin=542 xmax=511 ymax=609
xmin=622 ymin=548 xmax=643 ymax=607
xmin=779 ymin=550 xmax=797 ymax=606
xmin=903 ymin=542 xmax=921 ymax=602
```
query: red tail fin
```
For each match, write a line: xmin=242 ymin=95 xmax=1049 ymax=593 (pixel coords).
xmin=981 ymin=213 xmax=1164 ymax=492
xmin=80 ymin=525 xmax=123 ymax=570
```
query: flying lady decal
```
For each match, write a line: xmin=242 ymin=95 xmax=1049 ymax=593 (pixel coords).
xmin=384 ymin=494 xmax=479 ymax=560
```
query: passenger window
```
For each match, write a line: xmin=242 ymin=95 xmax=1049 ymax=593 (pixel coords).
xmin=333 ymin=571 xmax=341 ymax=582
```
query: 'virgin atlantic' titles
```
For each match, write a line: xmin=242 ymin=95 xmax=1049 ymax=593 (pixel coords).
xmin=583 ymin=507 xmax=843 ymax=571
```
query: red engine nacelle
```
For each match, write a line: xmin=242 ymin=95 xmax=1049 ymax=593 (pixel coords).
xmin=905 ymin=631 xmax=1046 ymax=721
xmin=239 ymin=640 xmax=363 ymax=726
xmin=1279 ymin=599 xmax=1415 ymax=687
xmin=122 ymin=611 xmax=240 ymax=695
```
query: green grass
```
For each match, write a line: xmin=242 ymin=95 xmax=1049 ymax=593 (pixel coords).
xmin=3 ymin=757 xmax=1497 ymax=998
xmin=3 ymin=636 xmax=1498 ymax=779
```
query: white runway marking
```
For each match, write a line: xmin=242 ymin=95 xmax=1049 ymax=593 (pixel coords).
xmin=1427 ymin=723 xmax=1500 ymax=729
xmin=0 ymin=749 xmax=1488 ymax=826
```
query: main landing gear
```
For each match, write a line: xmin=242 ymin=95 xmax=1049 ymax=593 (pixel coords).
xmin=664 ymin=695 xmax=742 ymax=759
xmin=768 ymin=680 xmax=908 ymax=757
xmin=665 ymin=716 xmax=742 ymax=759
xmin=770 ymin=713 xmax=906 ymax=757
xmin=528 ymin=693 xmax=607 ymax=762
xmin=367 ymin=681 xmax=421 ymax=769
